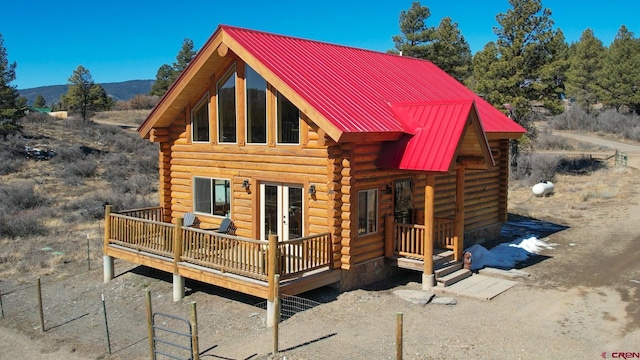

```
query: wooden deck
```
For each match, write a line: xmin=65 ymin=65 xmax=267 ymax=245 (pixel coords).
xmin=104 ymin=207 xmax=341 ymax=299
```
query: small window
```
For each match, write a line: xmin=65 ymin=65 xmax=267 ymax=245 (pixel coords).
xmin=192 ymin=94 xmax=209 ymax=142
xmin=394 ymin=179 xmax=413 ymax=224
xmin=218 ymin=66 xmax=237 ymax=143
xmin=358 ymin=189 xmax=378 ymax=235
xmin=194 ymin=177 xmax=231 ymax=217
xmin=277 ymin=92 xmax=300 ymax=144
xmin=246 ymin=65 xmax=267 ymax=144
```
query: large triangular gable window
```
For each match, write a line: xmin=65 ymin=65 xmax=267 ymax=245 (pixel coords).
xmin=218 ymin=65 xmax=237 ymax=143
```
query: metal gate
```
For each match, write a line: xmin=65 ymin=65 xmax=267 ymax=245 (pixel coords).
xmin=152 ymin=312 xmax=193 ymax=360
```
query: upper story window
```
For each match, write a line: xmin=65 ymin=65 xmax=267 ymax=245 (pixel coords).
xmin=191 ymin=93 xmax=209 ymax=142
xmin=218 ymin=65 xmax=237 ymax=143
xmin=194 ymin=177 xmax=231 ymax=217
xmin=277 ymin=92 xmax=300 ymax=144
xmin=358 ymin=189 xmax=378 ymax=236
xmin=246 ymin=65 xmax=267 ymax=144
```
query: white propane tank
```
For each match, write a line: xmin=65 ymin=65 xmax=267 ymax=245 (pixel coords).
xmin=532 ymin=180 xmax=554 ymax=196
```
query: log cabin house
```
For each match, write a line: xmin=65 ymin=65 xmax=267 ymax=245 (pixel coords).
xmin=102 ymin=25 xmax=526 ymax=301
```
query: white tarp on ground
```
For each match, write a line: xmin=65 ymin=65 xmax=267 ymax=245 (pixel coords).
xmin=465 ymin=237 xmax=555 ymax=271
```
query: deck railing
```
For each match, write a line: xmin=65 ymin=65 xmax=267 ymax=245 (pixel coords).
xmin=106 ymin=209 xmax=333 ymax=282
xmin=393 ymin=217 xmax=455 ymax=258
xmin=278 ymin=233 xmax=332 ymax=280
xmin=181 ymin=227 xmax=269 ymax=280
xmin=108 ymin=213 xmax=174 ymax=258
xmin=117 ymin=206 xmax=164 ymax=222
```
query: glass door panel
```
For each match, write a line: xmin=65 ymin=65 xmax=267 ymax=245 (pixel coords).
xmin=260 ymin=183 xmax=303 ymax=241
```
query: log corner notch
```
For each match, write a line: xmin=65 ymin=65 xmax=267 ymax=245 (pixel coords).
xmin=149 ymin=128 xmax=169 ymax=143
xmin=217 ymin=43 xmax=229 ymax=57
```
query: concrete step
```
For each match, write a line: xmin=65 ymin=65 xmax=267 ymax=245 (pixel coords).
xmin=436 ymin=268 xmax=472 ymax=287
xmin=434 ymin=261 xmax=463 ymax=278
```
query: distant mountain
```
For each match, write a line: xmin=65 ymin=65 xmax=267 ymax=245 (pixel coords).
xmin=18 ymin=79 xmax=154 ymax=106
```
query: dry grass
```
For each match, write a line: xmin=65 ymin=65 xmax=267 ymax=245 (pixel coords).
xmin=0 ymin=112 xmax=158 ymax=283
xmin=91 ymin=109 xmax=151 ymax=126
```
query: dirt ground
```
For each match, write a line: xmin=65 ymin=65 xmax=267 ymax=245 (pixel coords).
xmin=1 ymin=131 xmax=640 ymax=359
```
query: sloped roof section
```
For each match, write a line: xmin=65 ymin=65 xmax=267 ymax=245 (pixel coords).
xmin=139 ymin=25 xmax=526 ymax=141
xmin=377 ymin=101 xmax=493 ymax=172
xmin=221 ymin=25 xmax=526 ymax=138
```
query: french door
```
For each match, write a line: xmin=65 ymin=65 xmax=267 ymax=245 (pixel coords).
xmin=260 ymin=183 xmax=303 ymax=241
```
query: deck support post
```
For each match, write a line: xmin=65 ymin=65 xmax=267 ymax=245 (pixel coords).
xmin=423 ymin=174 xmax=435 ymax=289
xmin=173 ymin=218 xmax=185 ymax=302
xmin=103 ymin=205 xmax=114 ymax=283
xmin=103 ymin=256 xmax=114 ymax=283
xmin=454 ymin=167 xmax=465 ymax=261
xmin=267 ymin=234 xmax=279 ymax=327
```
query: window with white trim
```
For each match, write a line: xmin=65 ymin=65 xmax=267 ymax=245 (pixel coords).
xmin=358 ymin=189 xmax=378 ymax=235
xmin=194 ymin=177 xmax=231 ymax=217
xmin=191 ymin=93 xmax=209 ymax=142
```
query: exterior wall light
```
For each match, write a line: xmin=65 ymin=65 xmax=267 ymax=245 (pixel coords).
xmin=308 ymin=184 xmax=316 ymax=195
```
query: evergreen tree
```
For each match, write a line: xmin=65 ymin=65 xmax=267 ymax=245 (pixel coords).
xmin=565 ymin=29 xmax=606 ymax=111
xmin=391 ymin=2 xmax=434 ymax=59
xmin=33 ymin=94 xmax=46 ymax=107
xmin=473 ymin=0 xmax=566 ymax=166
xmin=0 ymin=33 xmax=24 ymax=135
xmin=391 ymin=2 xmax=472 ymax=81
xmin=63 ymin=65 xmax=111 ymax=121
xmin=598 ymin=26 xmax=640 ymax=113
xmin=431 ymin=17 xmax=473 ymax=82
xmin=149 ymin=38 xmax=196 ymax=97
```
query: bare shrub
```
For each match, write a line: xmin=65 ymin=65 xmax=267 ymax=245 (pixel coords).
xmin=0 ymin=134 xmax=26 ymax=175
xmin=0 ymin=181 xmax=49 ymax=211
xmin=63 ymin=189 xmax=155 ymax=220
xmin=63 ymin=158 xmax=98 ymax=178
xmin=557 ymin=156 xmax=606 ymax=175
xmin=0 ymin=208 xmax=48 ymax=238
xmin=535 ymin=132 xmax=573 ymax=151
xmin=551 ymin=106 xmax=640 ymax=141
xmin=511 ymin=153 xmax=560 ymax=186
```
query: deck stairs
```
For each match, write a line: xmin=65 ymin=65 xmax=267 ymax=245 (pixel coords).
xmin=434 ymin=250 xmax=471 ymax=287
xmin=393 ymin=249 xmax=472 ymax=287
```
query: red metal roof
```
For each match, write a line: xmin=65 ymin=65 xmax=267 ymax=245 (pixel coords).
xmin=377 ymin=100 xmax=490 ymax=172
xmin=221 ymin=25 xmax=526 ymax=136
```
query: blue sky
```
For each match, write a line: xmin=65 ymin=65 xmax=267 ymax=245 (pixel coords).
xmin=2 ymin=0 xmax=638 ymax=89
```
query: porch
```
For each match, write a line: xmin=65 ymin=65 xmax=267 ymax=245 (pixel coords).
xmin=102 ymin=206 xmax=341 ymax=300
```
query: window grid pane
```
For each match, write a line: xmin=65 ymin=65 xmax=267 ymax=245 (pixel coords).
xmin=358 ymin=189 xmax=378 ymax=235
xmin=194 ymin=178 xmax=230 ymax=217
xmin=194 ymin=178 xmax=212 ymax=214
xmin=192 ymin=96 xmax=209 ymax=142
xmin=218 ymin=68 xmax=237 ymax=143
xmin=277 ymin=92 xmax=299 ymax=144
xmin=246 ymin=65 xmax=267 ymax=144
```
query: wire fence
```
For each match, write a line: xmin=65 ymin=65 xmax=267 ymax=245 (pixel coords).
xmin=0 ymin=271 xmax=398 ymax=359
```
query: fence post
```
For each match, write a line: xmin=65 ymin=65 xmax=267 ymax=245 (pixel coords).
xmin=0 ymin=287 xmax=4 ymax=319
xmin=272 ymin=274 xmax=281 ymax=355
xmin=267 ymin=234 xmax=279 ymax=327
xmin=190 ymin=302 xmax=199 ymax=360
xmin=173 ymin=218 xmax=184 ymax=302
xmin=145 ymin=290 xmax=155 ymax=360
xmin=103 ymin=205 xmax=114 ymax=283
xmin=396 ymin=312 xmax=403 ymax=360
xmin=102 ymin=294 xmax=112 ymax=354
xmin=36 ymin=278 xmax=45 ymax=332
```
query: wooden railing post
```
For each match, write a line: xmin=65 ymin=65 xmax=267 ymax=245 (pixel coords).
xmin=103 ymin=205 xmax=112 ymax=252
xmin=385 ymin=215 xmax=395 ymax=257
xmin=423 ymin=175 xmax=435 ymax=288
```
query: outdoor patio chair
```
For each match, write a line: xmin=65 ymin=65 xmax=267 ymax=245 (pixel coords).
xmin=216 ymin=217 xmax=235 ymax=234
xmin=183 ymin=212 xmax=198 ymax=227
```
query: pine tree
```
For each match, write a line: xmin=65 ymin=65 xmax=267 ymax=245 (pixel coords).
xmin=0 ymin=33 xmax=23 ymax=122
xmin=391 ymin=2 xmax=472 ymax=81
xmin=598 ymin=26 xmax=640 ymax=113
xmin=149 ymin=38 xmax=196 ymax=97
xmin=565 ymin=29 xmax=605 ymax=111
xmin=64 ymin=65 xmax=111 ymax=121
xmin=34 ymin=94 xmax=46 ymax=107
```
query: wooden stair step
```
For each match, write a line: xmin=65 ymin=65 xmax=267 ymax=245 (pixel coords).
xmin=433 ymin=250 xmax=454 ymax=265
xmin=434 ymin=261 xmax=463 ymax=278
xmin=436 ymin=268 xmax=471 ymax=287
